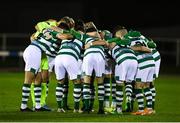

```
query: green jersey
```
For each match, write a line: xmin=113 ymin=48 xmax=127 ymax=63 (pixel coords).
xmin=70 ymin=29 xmax=105 ymax=59
xmin=83 ymin=37 xmax=105 ymax=59
xmin=57 ymin=39 xmax=84 ymax=61
xmin=152 ymin=49 xmax=161 ymax=62
xmin=112 ymin=45 xmax=137 ymax=65
xmin=31 ymin=29 xmax=61 ymax=57
xmin=125 ymin=31 xmax=155 ymax=70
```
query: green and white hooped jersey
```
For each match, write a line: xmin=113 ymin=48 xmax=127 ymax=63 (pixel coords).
xmin=112 ymin=45 xmax=137 ymax=65
xmin=129 ymin=37 xmax=147 ymax=47
xmin=57 ymin=39 xmax=83 ymax=61
xmin=84 ymin=37 xmax=105 ymax=59
xmin=45 ymin=37 xmax=61 ymax=58
xmin=31 ymin=30 xmax=60 ymax=58
xmin=104 ymin=48 xmax=112 ymax=60
xmin=129 ymin=38 xmax=155 ymax=70
xmin=152 ymin=49 xmax=161 ymax=61
xmin=136 ymin=52 xmax=155 ymax=70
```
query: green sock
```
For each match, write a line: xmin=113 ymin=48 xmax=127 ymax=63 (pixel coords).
xmin=84 ymin=99 xmax=90 ymax=110
xmin=74 ymin=102 xmax=80 ymax=110
xmin=62 ymin=97 xmax=67 ymax=108
xmin=111 ymin=76 xmax=116 ymax=107
xmin=21 ymin=84 xmax=31 ymax=109
xmin=30 ymin=83 xmax=36 ymax=107
xmin=83 ymin=83 xmax=90 ymax=110
xmin=99 ymin=100 xmax=104 ymax=110
xmin=89 ymin=99 xmax=94 ymax=110
xmin=73 ymin=84 xmax=82 ymax=110
xmin=89 ymin=84 xmax=95 ymax=110
xmin=134 ymin=88 xmax=144 ymax=111
xmin=56 ymin=83 xmax=64 ymax=108
xmin=144 ymin=87 xmax=153 ymax=109
xmin=104 ymin=77 xmax=110 ymax=107
xmin=98 ymin=83 xmax=105 ymax=110
xmin=40 ymin=83 xmax=47 ymax=106
xmin=116 ymin=85 xmax=123 ymax=110
xmin=62 ymin=75 xmax=69 ymax=108
xmin=150 ymin=86 xmax=156 ymax=110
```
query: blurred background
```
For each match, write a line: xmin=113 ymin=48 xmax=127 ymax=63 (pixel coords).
xmin=0 ymin=0 xmax=180 ymax=74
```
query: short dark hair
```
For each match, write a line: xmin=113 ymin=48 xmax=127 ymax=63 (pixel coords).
xmin=59 ymin=23 xmax=70 ymax=30
xmin=74 ymin=19 xmax=85 ymax=33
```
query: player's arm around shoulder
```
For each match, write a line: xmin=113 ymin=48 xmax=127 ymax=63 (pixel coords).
xmin=131 ymin=45 xmax=152 ymax=53
xmin=84 ymin=40 xmax=108 ymax=49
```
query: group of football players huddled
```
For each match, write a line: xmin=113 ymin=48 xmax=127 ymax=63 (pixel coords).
xmin=20 ymin=16 xmax=161 ymax=115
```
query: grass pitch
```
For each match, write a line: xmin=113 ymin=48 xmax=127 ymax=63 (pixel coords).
xmin=0 ymin=72 xmax=180 ymax=122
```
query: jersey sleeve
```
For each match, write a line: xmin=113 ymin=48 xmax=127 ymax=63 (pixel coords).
xmin=36 ymin=22 xmax=50 ymax=32
xmin=70 ymin=29 xmax=89 ymax=42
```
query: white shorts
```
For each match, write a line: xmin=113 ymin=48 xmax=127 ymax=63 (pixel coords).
xmin=136 ymin=66 xmax=155 ymax=82
xmin=78 ymin=59 xmax=83 ymax=76
xmin=55 ymin=55 xmax=79 ymax=80
xmin=47 ymin=56 xmax=55 ymax=72
xmin=82 ymin=53 xmax=105 ymax=77
xmin=23 ymin=45 xmax=42 ymax=74
xmin=155 ymin=59 xmax=161 ymax=78
xmin=115 ymin=60 xmax=138 ymax=83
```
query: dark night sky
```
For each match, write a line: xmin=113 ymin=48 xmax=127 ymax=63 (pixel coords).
xmin=0 ymin=0 xmax=180 ymax=37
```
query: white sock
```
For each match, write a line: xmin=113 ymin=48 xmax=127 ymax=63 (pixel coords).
xmin=111 ymin=101 xmax=116 ymax=108
xmin=117 ymin=107 xmax=122 ymax=113
xmin=35 ymin=103 xmax=41 ymax=109
xmin=21 ymin=104 xmax=27 ymax=109
xmin=104 ymin=101 xmax=110 ymax=108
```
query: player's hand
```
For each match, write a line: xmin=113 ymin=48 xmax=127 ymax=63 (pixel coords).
xmin=105 ymin=41 xmax=109 ymax=48
xmin=84 ymin=43 xmax=91 ymax=49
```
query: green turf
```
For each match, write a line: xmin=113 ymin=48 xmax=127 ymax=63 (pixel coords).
xmin=0 ymin=72 xmax=180 ymax=122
